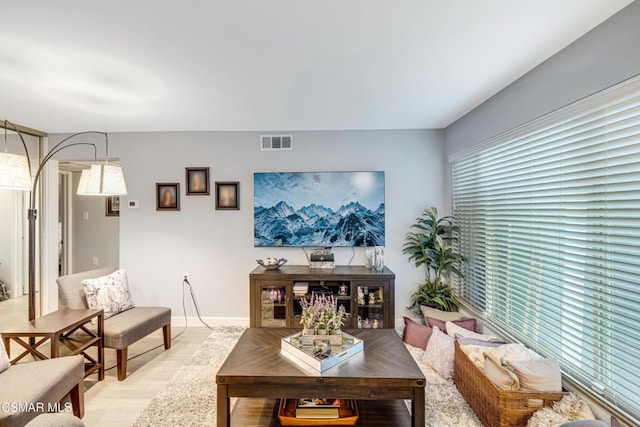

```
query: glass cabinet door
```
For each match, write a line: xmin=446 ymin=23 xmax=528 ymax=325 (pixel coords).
xmin=258 ymin=283 xmax=288 ymax=327
xmin=356 ymin=284 xmax=386 ymax=329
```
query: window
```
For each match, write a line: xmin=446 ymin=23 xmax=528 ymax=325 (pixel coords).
xmin=451 ymin=76 xmax=640 ymax=424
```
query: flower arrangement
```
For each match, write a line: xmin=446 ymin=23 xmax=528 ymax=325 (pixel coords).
xmin=299 ymin=293 xmax=346 ymax=334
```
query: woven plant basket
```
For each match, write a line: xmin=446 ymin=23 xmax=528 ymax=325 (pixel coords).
xmin=453 ymin=341 xmax=568 ymax=427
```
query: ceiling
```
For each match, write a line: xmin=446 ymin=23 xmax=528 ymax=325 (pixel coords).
xmin=0 ymin=1 xmax=633 ymax=134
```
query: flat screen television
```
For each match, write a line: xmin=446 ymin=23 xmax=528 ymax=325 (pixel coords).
xmin=254 ymin=171 xmax=385 ymax=247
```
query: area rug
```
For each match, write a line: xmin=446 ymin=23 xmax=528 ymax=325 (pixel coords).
xmin=134 ymin=327 xmax=482 ymax=426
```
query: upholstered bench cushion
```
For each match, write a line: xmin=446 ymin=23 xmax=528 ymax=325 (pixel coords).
xmin=0 ymin=355 xmax=84 ymax=427
xmin=103 ymin=307 xmax=171 ymax=349
xmin=25 ymin=413 xmax=85 ymax=426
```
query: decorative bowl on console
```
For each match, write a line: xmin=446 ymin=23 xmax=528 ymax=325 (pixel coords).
xmin=257 ymin=257 xmax=288 ymax=270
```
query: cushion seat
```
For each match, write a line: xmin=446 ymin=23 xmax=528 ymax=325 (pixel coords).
xmin=102 ymin=306 xmax=171 ymax=349
xmin=25 ymin=413 xmax=85 ymax=426
xmin=0 ymin=355 xmax=84 ymax=427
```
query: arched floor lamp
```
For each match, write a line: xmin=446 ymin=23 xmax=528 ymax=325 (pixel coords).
xmin=0 ymin=120 xmax=127 ymax=321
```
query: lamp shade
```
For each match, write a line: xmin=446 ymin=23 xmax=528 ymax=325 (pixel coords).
xmin=77 ymin=164 xmax=128 ymax=196
xmin=0 ymin=152 xmax=32 ymax=191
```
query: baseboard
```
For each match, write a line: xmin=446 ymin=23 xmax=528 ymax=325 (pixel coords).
xmin=171 ymin=316 xmax=250 ymax=328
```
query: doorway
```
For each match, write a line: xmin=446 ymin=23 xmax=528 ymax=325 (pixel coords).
xmin=58 ymin=170 xmax=73 ymax=276
xmin=58 ymin=161 xmax=120 ymax=275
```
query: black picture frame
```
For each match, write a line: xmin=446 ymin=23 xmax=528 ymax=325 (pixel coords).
xmin=106 ymin=196 xmax=120 ymax=217
xmin=156 ymin=183 xmax=180 ymax=211
xmin=186 ymin=167 xmax=210 ymax=195
xmin=215 ymin=181 xmax=239 ymax=210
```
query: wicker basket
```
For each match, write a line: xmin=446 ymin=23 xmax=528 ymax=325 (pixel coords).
xmin=454 ymin=341 xmax=568 ymax=427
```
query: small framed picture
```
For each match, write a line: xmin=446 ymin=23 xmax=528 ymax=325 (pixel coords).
xmin=186 ymin=167 xmax=209 ymax=195
xmin=215 ymin=181 xmax=239 ymax=210
xmin=106 ymin=196 xmax=120 ymax=217
xmin=156 ymin=183 xmax=180 ymax=211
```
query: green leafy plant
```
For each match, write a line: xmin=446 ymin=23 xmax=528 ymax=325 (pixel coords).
xmin=402 ymin=207 xmax=465 ymax=314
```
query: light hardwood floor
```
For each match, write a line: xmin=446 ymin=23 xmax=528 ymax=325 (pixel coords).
xmin=1 ymin=296 xmax=214 ymax=426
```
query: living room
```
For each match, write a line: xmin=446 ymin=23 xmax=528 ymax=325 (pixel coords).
xmin=1 ymin=1 xmax=639 ymax=426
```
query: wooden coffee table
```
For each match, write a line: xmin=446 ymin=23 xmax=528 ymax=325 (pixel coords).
xmin=216 ymin=328 xmax=425 ymax=427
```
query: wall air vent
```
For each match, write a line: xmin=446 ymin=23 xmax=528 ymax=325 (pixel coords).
xmin=260 ymin=135 xmax=293 ymax=151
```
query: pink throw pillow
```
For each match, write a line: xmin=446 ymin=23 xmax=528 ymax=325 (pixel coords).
xmin=427 ymin=316 xmax=477 ymax=333
xmin=402 ymin=317 xmax=433 ymax=349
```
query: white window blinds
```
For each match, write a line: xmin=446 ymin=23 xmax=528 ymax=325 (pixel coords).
xmin=451 ymin=75 xmax=640 ymax=424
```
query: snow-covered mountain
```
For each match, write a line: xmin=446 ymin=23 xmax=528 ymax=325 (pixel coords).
xmin=254 ymin=201 xmax=385 ymax=247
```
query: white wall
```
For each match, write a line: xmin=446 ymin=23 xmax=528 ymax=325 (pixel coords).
xmin=445 ymin=1 xmax=640 ymax=157
xmin=71 ymin=171 xmax=120 ymax=273
xmin=106 ymin=129 xmax=444 ymax=325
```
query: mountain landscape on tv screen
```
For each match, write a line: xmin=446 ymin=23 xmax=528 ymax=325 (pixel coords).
xmin=254 ymin=201 xmax=385 ymax=247
xmin=254 ymin=171 xmax=385 ymax=247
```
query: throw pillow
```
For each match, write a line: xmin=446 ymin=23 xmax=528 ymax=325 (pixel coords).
xmin=506 ymin=357 xmax=563 ymax=392
xmin=0 ymin=338 xmax=10 ymax=373
xmin=81 ymin=269 xmax=135 ymax=320
xmin=427 ymin=317 xmax=477 ymax=334
xmin=455 ymin=334 xmax=504 ymax=347
xmin=420 ymin=306 xmax=461 ymax=324
xmin=423 ymin=326 xmax=455 ymax=380
xmin=484 ymin=353 xmax=520 ymax=391
xmin=445 ymin=321 xmax=503 ymax=342
xmin=402 ymin=317 xmax=433 ymax=349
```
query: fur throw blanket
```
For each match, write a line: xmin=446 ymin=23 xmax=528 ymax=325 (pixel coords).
xmin=527 ymin=393 xmax=596 ymax=426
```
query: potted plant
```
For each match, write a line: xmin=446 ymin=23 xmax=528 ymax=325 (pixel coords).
xmin=299 ymin=297 xmax=317 ymax=336
xmin=299 ymin=293 xmax=345 ymax=344
xmin=402 ymin=207 xmax=465 ymax=316
xmin=325 ymin=299 xmax=346 ymax=336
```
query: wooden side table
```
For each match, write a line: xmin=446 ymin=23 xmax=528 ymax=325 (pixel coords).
xmin=1 ymin=308 xmax=104 ymax=380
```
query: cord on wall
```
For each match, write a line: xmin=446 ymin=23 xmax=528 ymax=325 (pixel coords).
xmin=183 ymin=277 xmax=215 ymax=330
xmin=348 ymin=247 xmax=355 ymax=266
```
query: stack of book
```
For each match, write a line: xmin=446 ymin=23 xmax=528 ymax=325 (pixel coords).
xmin=295 ymin=398 xmax=340 ymax=419
xmin=293 ymin=282 xmax=309 ymax=296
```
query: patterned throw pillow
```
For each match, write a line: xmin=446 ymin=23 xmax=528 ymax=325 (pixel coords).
xmin=81 ymin=269 xmax=135 ymax=319
xmin=423 ymin=326 xmax=455 ymax=380
xmin=0 ymin=338 xmax=10 ymax=373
